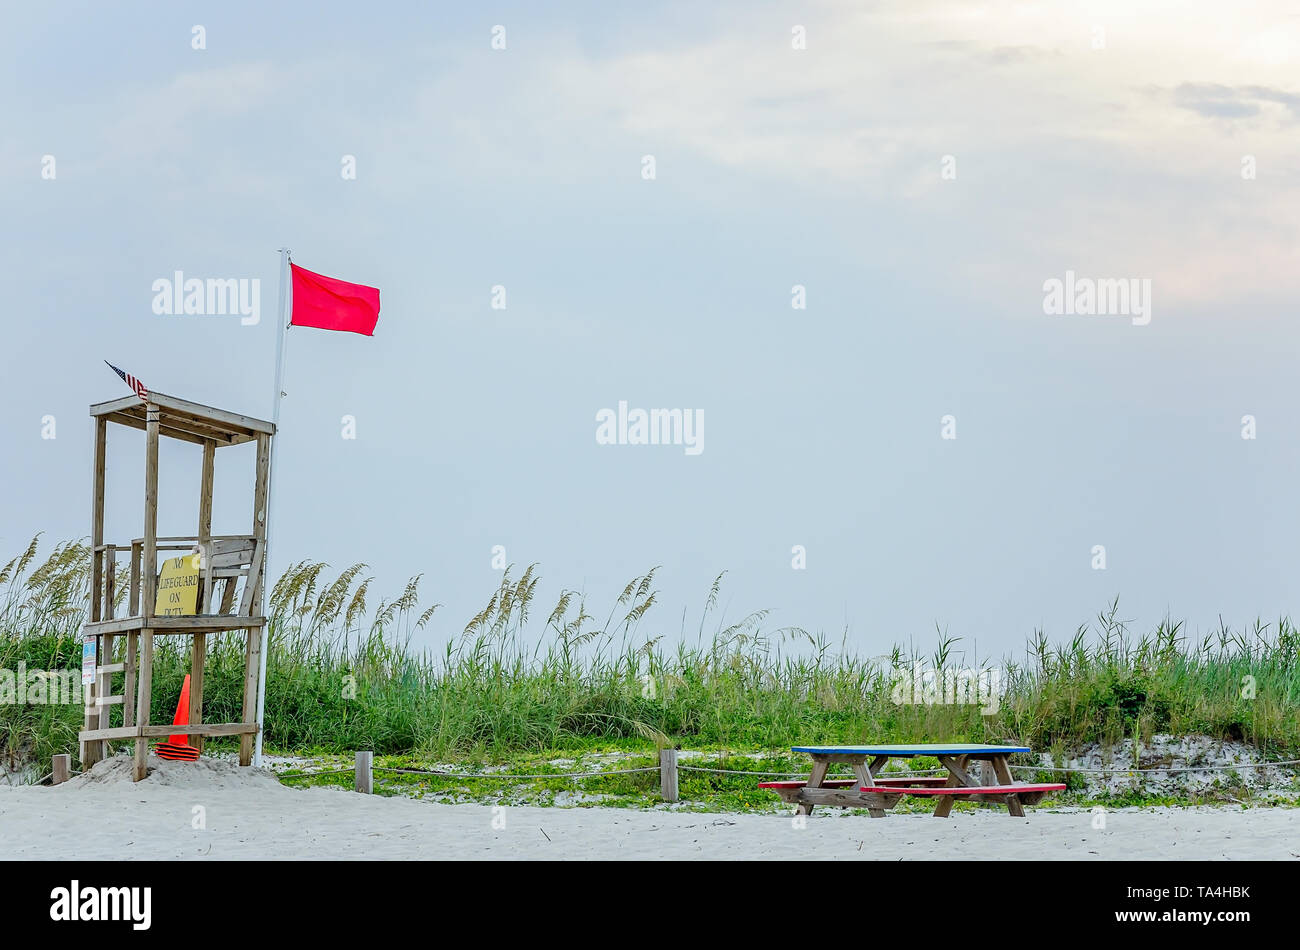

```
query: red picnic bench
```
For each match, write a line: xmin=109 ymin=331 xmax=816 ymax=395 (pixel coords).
xmin=763 ymin=744 xmax=1066 ymax=817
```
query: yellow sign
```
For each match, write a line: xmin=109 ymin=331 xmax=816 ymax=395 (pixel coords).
xmin=154 ymin=556 xmax=200 ymax=616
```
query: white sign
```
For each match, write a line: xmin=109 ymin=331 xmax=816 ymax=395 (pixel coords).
xmin=81 ymin=636 xmax=97 ymax=687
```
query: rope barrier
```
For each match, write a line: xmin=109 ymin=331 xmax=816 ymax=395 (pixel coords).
xmin=677 ymin=766 xmax=807 ymax=777
xmin=677 ymin=765 xmax=952 ymax=777
xmin=374 ymin=765 xmax=659 ymax=780
xmin=1011 ymin=758 xmax=1300 ymax=775
xmin=18 ymin=768 xmax=81 ymax=787
xmin=273 ymin=765 xmax=659 ymax=782
xmin=276 ymin=768 xmax=355 ymax=780
xmin=23 ymin=769 xmax=79 ymax=786
xmin=272 ymin=756 xmax=1300 ymax=787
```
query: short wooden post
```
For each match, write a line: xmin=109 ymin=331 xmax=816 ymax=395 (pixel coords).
xmin=355 ymin=751 xmax=373 ymax=794
xmin=51 ymin=754 xmax=71 ymax=785
xmin=659 ymin=748 xmax=679 ymax=803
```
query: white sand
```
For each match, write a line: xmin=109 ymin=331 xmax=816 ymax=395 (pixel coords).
xmin=2 ymin=756 xmax=1296 ymax=860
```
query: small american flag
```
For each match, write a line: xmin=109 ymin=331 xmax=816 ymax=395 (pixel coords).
xmin=105 ymin=361 xmax=148 ymax=401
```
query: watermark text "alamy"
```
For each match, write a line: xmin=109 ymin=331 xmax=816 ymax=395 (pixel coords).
xmin=890 ymin=662 xmax=1002 ymax=715
xmin=1043 ymin=270 xmax=1151 ymax=326
xmin=596 ymin=401 xmax=703 ymax=455
xmin=0 ymin=663 xmax=83 ymax=705
xmin=152 ymin=271 xmax=260 ymax=325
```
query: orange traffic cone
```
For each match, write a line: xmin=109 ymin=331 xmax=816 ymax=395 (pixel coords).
xmin=154 ymin=674 xmax=201 ymax=761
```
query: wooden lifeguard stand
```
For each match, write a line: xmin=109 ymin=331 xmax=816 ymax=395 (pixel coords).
xmin=78 ymin=390 xmax=275 ymax=781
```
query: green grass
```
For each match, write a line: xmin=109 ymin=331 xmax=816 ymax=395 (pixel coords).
xmin=268 ymin=746 xmax=1297 ymax=813
xmin=2 ymin=535 xmax=1298 ymax=797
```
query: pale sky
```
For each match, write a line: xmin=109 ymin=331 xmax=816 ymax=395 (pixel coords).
xmin=3 ymin=1 xmax=1298 ymax=658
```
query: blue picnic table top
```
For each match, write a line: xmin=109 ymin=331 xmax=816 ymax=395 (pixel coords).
xmin=792 ymin=744 xmax=1031 ymax=757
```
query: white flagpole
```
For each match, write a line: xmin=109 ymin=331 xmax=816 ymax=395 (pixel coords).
xmin=254 ymin=247 xmax=292 ymax=768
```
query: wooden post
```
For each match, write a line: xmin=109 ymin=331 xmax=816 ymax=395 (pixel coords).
xmin=239 ymin=621 xmax=260 ymax=767
xmin=134 ymin=404 xmax=160 ymax=782
xmin=355 ymin=751 xmax=373 ymax=794
xmin=132 ymin=629 xmax=153 ymax=782
xmin=198 ymin=440 xmax=215 ymax=548
xmin=103 ymin=546 xmax=116 ymax=620
xmin=659 ymin=748 xmax=679 ymax=803
xmin=80 ymin=636 xmax=100 ymax=769
xmin=128 ymin=541 xmax=142 ymax=616
xmin=191 ymin=439 xmax=215 ymax=755
xmin=90 ymin=418 xmax=106 ymax=622
xmin=252 ymin=434 xmax=270 ymax=580
xmin=141 ymin=405 xmax=160 ymax=620
xmin=189 ymin=638 xmax=206 ymax=757
xmin=51 ymin=754 xmax=71 ymax=785
xmin=197 ymin=439 xmax=215 ymax=612
xmin=82 ymin=419 xmax=107 ymax=767
xmin=95 ymin=632 xmax=116 ymax=738
xmin=122 ymin=631 xmax=137 ymax=728
xmin=240 ymin=433 xmax=271 ymax=767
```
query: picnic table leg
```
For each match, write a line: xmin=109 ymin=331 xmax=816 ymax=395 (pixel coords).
xmin=932 ymin=754 xmax=975 ymax=818
xmin=851 ymin=755 xmax=890 ymax=818
xmin=977 ymin=760 xmax=998 ymax=810
xmin=796 ymin=758 xmax=830 ymax=816
xmin=990 ymin=755 xmax=1026 ymax=817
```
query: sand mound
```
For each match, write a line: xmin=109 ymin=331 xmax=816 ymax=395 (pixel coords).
xmin=1039 ymin=734 xmax=1298 ymax=797
xmin=67 ymin=753 xmax=285 ymax=792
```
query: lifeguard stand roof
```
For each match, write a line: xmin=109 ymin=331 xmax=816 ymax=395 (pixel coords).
xmin=89 ymin=392 xmax=274 ymax=447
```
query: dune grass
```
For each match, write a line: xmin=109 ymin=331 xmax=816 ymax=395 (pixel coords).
xmin=1 ymin=535 xmax=1298 ymax=776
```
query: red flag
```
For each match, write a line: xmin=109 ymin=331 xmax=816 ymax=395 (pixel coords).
xmin=290 ymin=264 xmax=381 ymax=336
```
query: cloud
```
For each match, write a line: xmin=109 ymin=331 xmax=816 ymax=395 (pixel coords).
xmin=12 ymin=0 xmax=1299 ymax=310
xmin=1173 ymin=82 xmax=1300 ymax=121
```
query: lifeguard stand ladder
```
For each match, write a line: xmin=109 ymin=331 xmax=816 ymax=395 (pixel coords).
xmin=77 ymin=391 xmax=275 ymax=782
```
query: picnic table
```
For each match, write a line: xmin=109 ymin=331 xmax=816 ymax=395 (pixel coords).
xmin=760 ymin=744 xmax=1064 ymax=818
